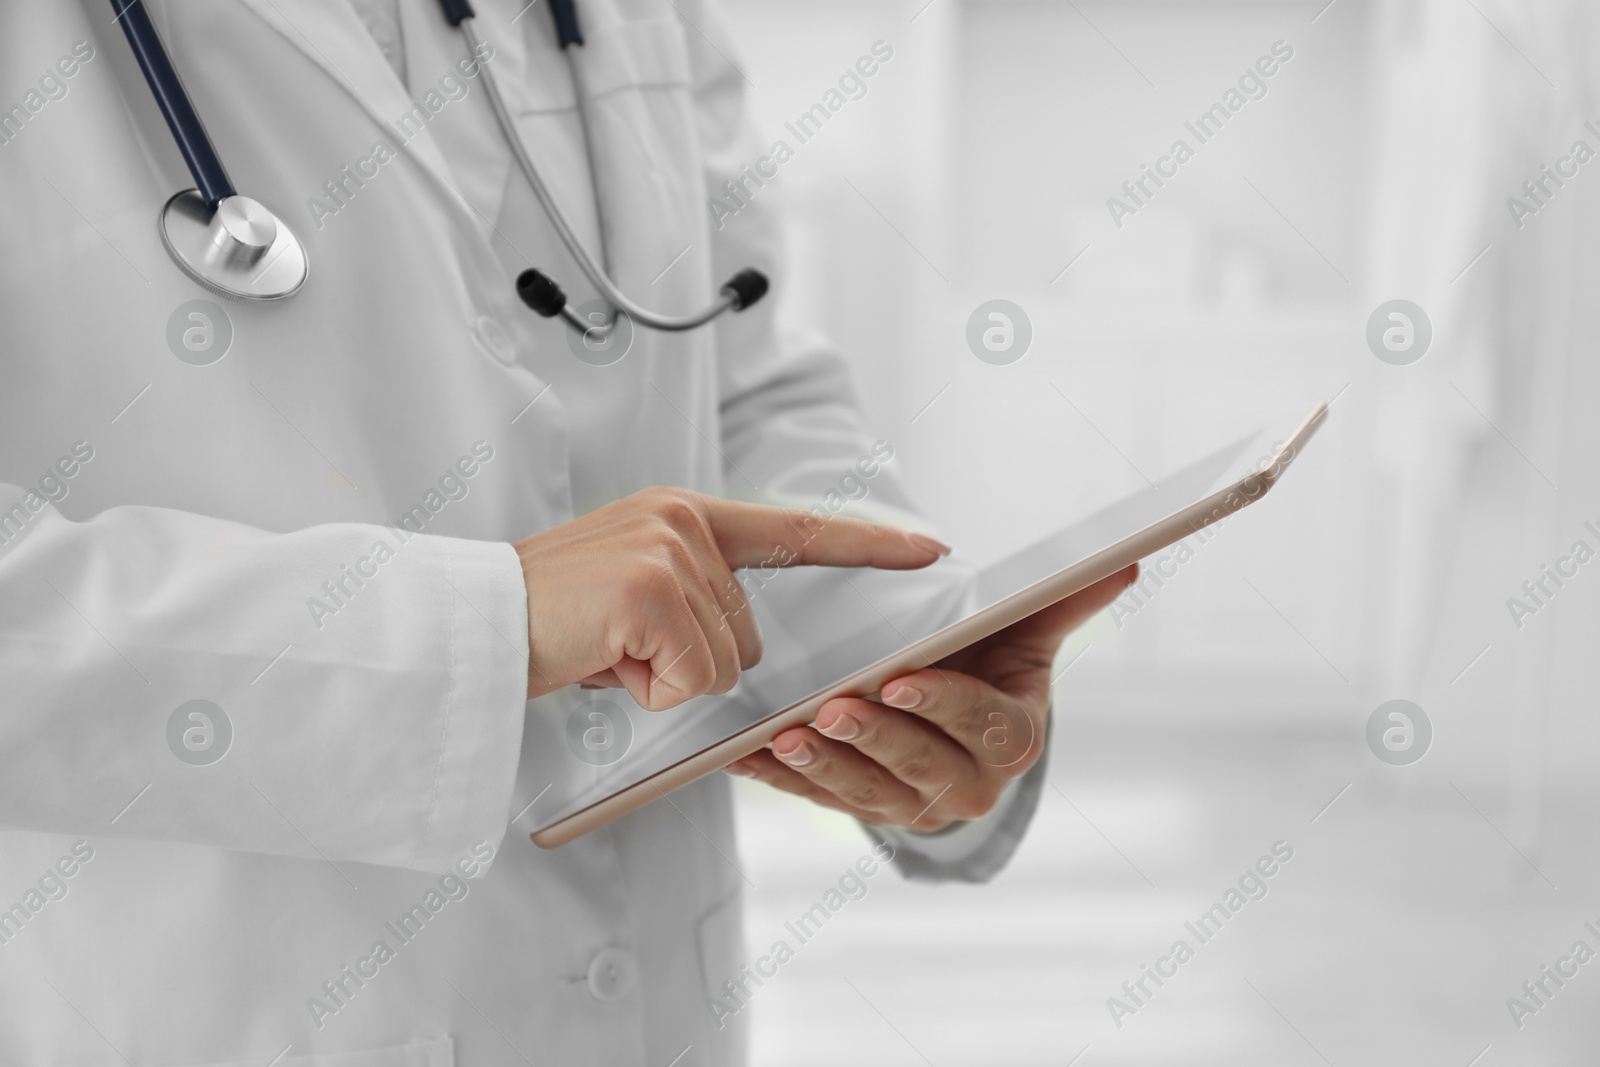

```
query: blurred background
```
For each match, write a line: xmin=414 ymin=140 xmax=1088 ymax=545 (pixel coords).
xmin=712 ymin=0 xmax=1600 ymax=1062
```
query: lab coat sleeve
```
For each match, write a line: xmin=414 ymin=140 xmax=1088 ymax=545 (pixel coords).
xmin=685 ymin=1 xmax=1043 ymax=883
xmin=0 ymin=484 xmax=529 ymax=874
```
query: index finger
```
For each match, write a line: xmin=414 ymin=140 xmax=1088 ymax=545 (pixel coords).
xmin=700 ymin=498 xmax=951 ymax=571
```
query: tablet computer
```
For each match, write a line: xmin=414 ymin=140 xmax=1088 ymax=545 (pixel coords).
xmin=527 ymin=404 xmax=1326 ymax=848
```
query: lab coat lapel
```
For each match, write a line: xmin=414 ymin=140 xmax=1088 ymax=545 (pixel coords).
xmin=396 ymin=0 xmax=542 ymax=232
xmin=233 ymin=0 xmax=463 ymax=211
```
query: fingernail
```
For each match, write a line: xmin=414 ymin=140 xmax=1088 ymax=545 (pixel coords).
xmin=819 ymin=713 xmax=860 ymax=741
xmin=776 ymin=741 xmax=813 ymax=767
xmin=883 ymin=685 xmax=921 ymax=710
xmin=906 ymin=532 xmax=952 ymax=557
xmin=723 ymin=763 xmax=754 ymax=777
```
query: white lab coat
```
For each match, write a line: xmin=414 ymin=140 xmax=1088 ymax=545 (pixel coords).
xmin=0 ymin=1 xmax=1042 ymax=1063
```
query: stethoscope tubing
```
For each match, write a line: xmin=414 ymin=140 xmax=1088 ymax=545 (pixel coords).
xmin=113 ymin=0 xmax=764 ymax=328
xmin=459 ymin=17 xmax=740 ymax=333
xmin=112 ymin=0 xmax=236 ymax=208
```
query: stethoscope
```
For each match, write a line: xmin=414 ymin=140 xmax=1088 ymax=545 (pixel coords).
xmin=111 ymin=0 xmax=768 ymax=337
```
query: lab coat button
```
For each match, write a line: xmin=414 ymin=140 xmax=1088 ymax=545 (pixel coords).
xmin=472 ymin=315 xmax=517 ymax=366
xmin=585 ymin=947 xmax=637 ymax=1002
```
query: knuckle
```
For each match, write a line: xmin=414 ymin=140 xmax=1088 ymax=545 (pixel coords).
xmin=639 ymin=485 xmax=692 ymax=507
xmin=896 ymin=743 xmax=937 ymax=782
xmin=649 ymin=492 xmax=706 ymax=534
xmin=678 ymin=646 xmax=717 ymax=693
xmin=952 ymin=698 xmax=990 ymax=739
xmin=977 ymin=711 xmax=1025 ymax=761
xmin=647 ymin=518 xmax=692 ymax=560
xmin=961 ymin=695 xmax=1008 ymax=740
xmin=662 ymin=541 xmax=706 ymax=592
xmin=846 ymin=713 xmax=879 ymax=747
xmin=842 ymin=777 xmax=885 ymax=810
xmin=635 ymin=558 xmax=683 ymax=603
xmin=711 ymin=648 xmax=741 ymax=694
xmin=721 ymin=578 xmax=754 ymax=615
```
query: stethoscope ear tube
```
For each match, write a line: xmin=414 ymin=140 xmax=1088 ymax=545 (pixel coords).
xmin=517 ymin=266 xmax=768 ymax=314
xmin=111 ymin=0 xmax=236 ymax=210
xmin=459 ymin=15 xmax=769 ymax=333
xmin=516 ymin=269 xmax=568 ymax=318
xmin=437 ymin=0 xmax=476 ymax=27
xmin=547 ymin=0 xmax=585 ymax=48
xmin=722 ymin=269 xmax=769 ymax=312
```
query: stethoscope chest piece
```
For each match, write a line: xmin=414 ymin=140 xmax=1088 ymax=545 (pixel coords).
xmin=160 ymin=190 xmax=308 ymax=301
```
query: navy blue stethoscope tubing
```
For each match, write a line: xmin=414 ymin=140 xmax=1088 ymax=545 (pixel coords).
xmin=546 ymin=0 xmax=585 ymax=47
xmin=111 ymin=0 xmax=236 ymax=209
xmin=112 ymin=0 xmax=583 ymax=212
xmin=441 ymin=0 xmax=583 ymax=47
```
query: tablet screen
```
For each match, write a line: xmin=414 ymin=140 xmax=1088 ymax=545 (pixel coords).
xmin=528 ymin=431 xmax=1261 ymax=830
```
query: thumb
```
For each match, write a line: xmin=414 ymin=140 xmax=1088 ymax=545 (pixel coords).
xmin=1017 ymin=564 xmax=1138 ymax=649
xmin=701 ymin=498 xmax=951 ymax=571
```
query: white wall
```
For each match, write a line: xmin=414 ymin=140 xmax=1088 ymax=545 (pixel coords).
xmin=716 ymin=2 xmax=1600 ymax=1060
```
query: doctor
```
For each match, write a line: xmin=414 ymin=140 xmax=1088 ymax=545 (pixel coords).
xmin=0 ymin=1 xmax=1130 ymax=1063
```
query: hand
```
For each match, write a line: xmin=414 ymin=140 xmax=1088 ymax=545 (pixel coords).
xmin=725 ymin=565 xmax=1137 ymax=830
xmin=514 ymin=487 xmax=950 ymax=710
